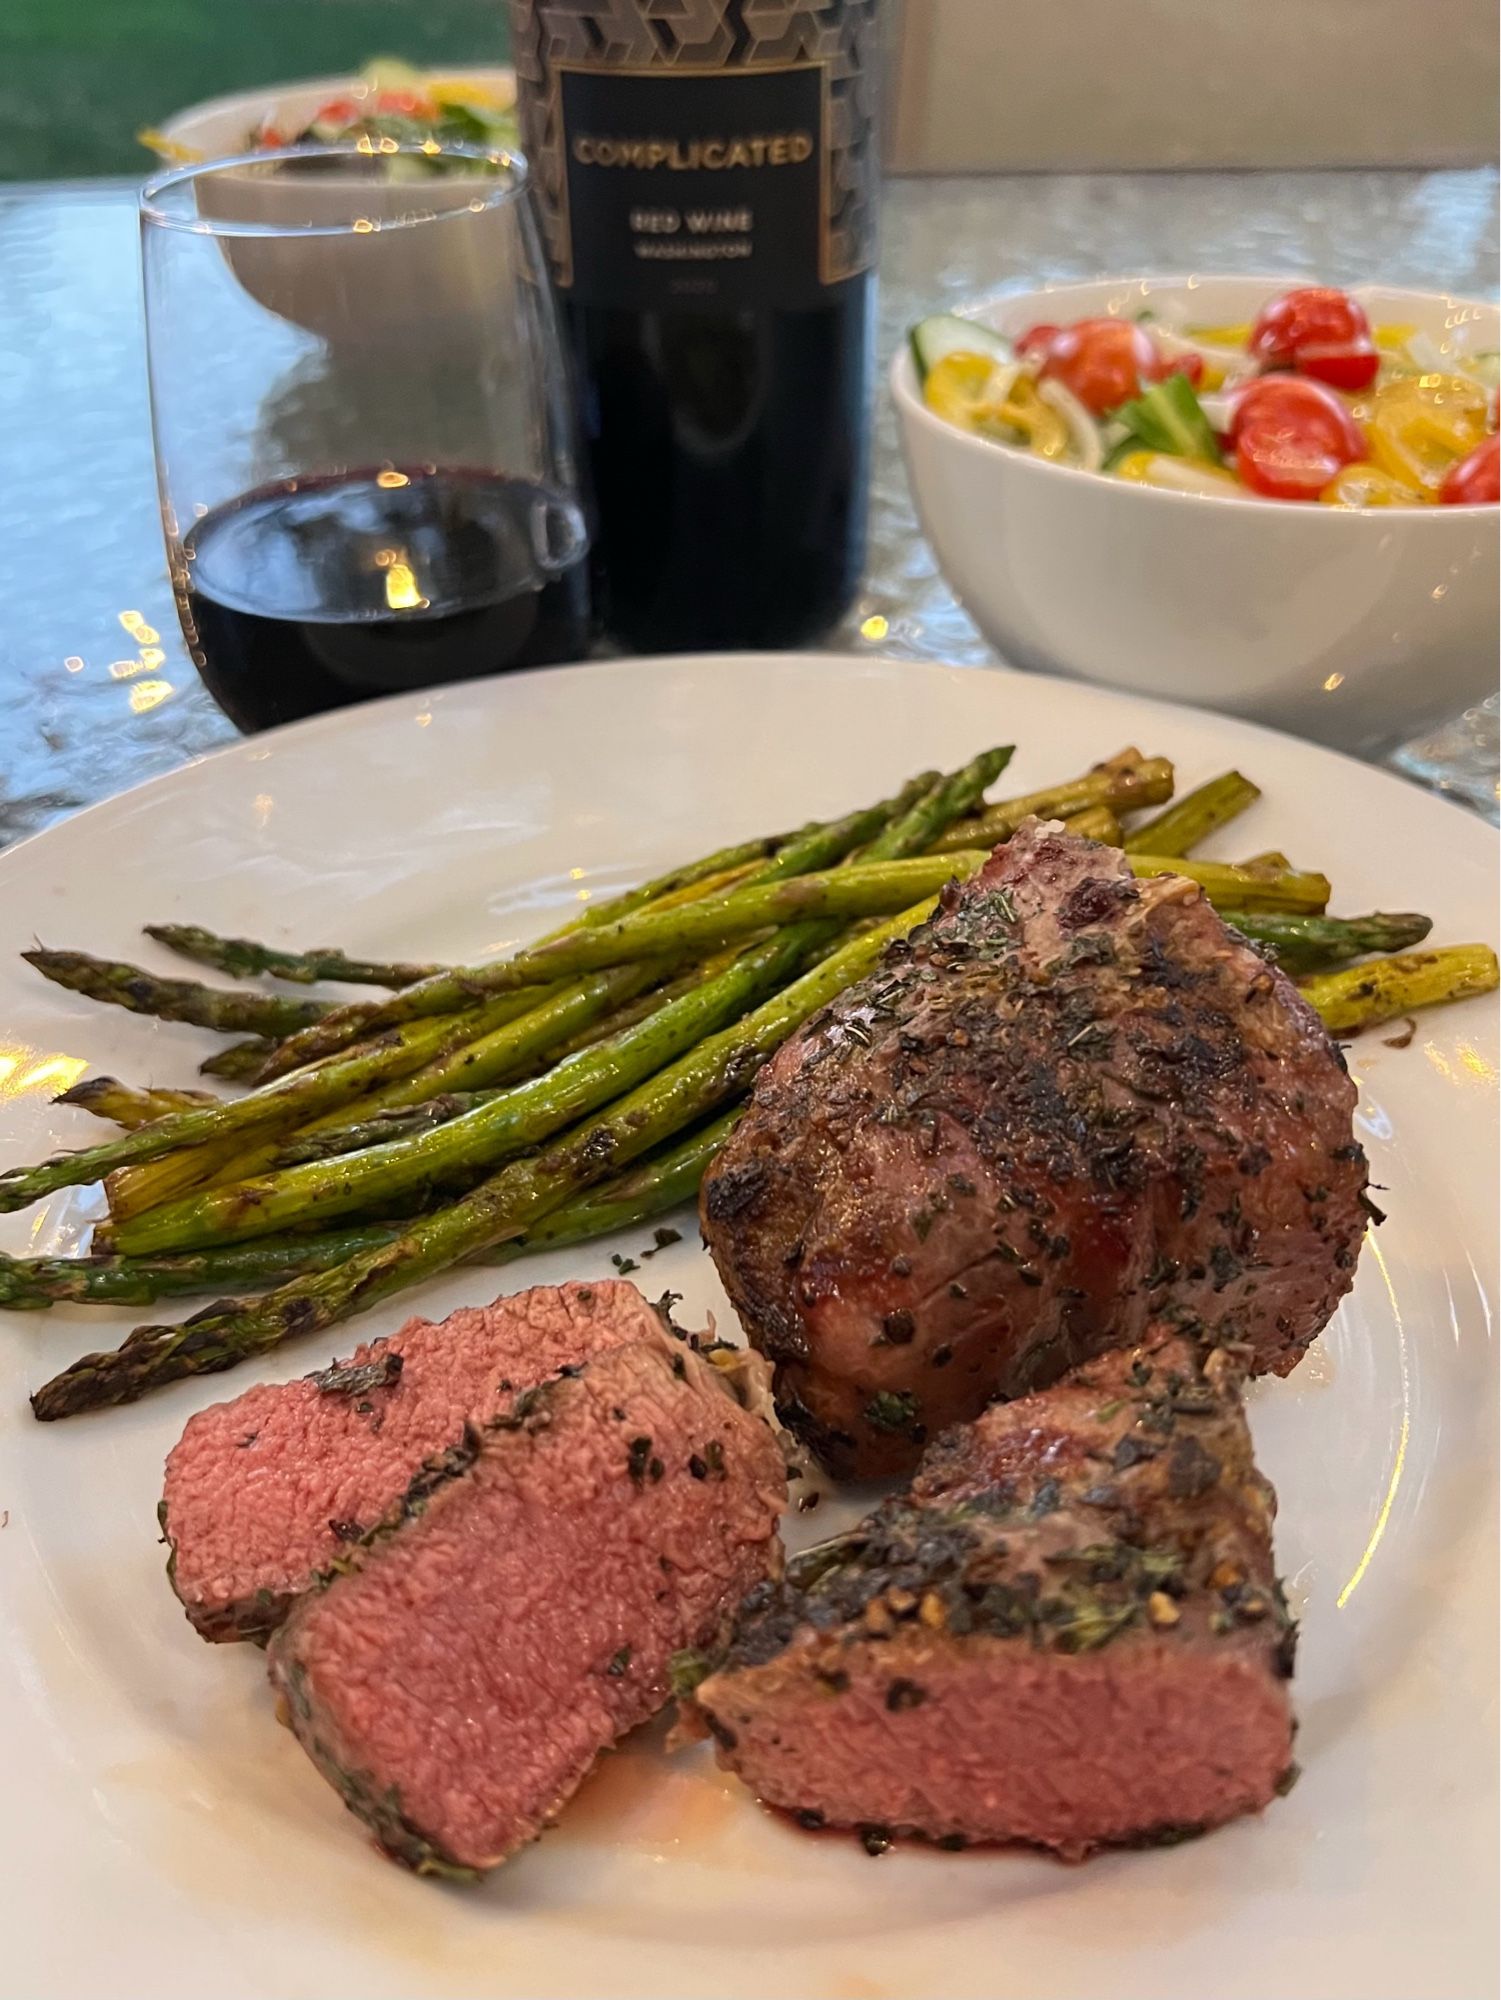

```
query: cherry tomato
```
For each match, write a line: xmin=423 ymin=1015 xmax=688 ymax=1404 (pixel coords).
xmin=1229 ymin=377 xmax=1367 ymax=501
xmin=1249 ymin=287 xmax=1379 ymax=392
xmin=1015 ymin=323 xmax=1060 ymax=360
xmin=374 ymin=90 xmax=437 ymax=117
xmin=1166 ymin=350 xmax=1205 ymax=388
xmin=1438 ymin=434 xmax=1500 ymax=504
xmin=312 ymin=96 xmax=361 ymax=127
xmin=1037 ymin=319 xmax=1172 ymax=415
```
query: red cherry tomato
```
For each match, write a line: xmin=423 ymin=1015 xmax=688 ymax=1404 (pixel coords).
xmin=1165 ymin=350 xmax=1205 ymax=388
xmin=374 ymin=90 xmax=436 ymax=117
xmin=1249 ymin=287 xmax=1379 ymax=392
xmin=1438 ymin=433 xmax=1500 ymax=504
xmin=1229 ymin=376 xmax=1367 ymax=501
xmin=1015 ymin=322 xmax=1060 ymax=360
xmin=312 ymin=96 xmax=361 ymax=127
xmin=1037 ymin=319 xmax=1170 ymax=415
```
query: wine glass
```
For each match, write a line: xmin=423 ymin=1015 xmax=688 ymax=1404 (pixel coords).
xmin=140 ymin=141 xmax=590 ymax=733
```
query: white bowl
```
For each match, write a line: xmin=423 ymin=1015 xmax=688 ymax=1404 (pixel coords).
xmin=154 ymin=70 xmax=517 ymax=348
xmin=892 ymin=275 xmax=1500 ymax=757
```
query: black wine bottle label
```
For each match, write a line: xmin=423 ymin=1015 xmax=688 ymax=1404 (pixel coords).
xmin=511 ymin=1 xmax=879 ymax=311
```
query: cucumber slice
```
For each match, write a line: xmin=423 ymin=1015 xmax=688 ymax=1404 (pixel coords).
xmin=909 ymin=314 xmax=1013 ymax=379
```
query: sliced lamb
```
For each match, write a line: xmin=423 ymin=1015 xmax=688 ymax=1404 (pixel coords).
xmin=162 ymin=1279 xmax=680 ymax=1641
xmin=268 ymin=1326 xmax=787 ymax=1876
xmin=682 ymin=1334 xmax=1296 ymax=1859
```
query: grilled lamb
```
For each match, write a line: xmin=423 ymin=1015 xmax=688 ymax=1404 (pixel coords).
xmin=682 ymin=1333 xmax=1296 ymax=1859
xmin=163 ymin=1280 xmax=684 ymax=1642
xmin=701 ymin=821 xmax=1367 ymax=1477
xmin=268 ymin=1325 xmax=787 ymax=1877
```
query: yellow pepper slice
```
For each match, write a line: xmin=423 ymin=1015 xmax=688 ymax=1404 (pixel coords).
xmin=1365 ymin=373 xmax=1491 ymax=493
xmin=923 ymin=355 xmax=1069 ymax=457
xmin=1109 ymin=451 xmax=1240 ymax=493
xmin=1320 ymin=462 xmax=1429 ymax=507
xmin=989 ymin=377 xmax=1069 ymax=458
xmin=1186 ymin=322 xmax=1252 ymax=347
xmin=923 ymin=351 xmax=1003 ymax=427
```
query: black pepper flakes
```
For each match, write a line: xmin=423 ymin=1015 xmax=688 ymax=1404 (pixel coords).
xmin=885 ymin=1678 xmax=928 ymax=1712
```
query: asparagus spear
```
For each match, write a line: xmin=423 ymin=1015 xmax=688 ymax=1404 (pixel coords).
xmin=144 ymin=925 xmax=443 ymax=989
xmin=105 ymin=782 xmax=939 ymax=1215
xmin=273 ymin=853 xmax=987 ymax=1018
xmin=258 ymin=773 xmax=950 ymax=1079
xmin=1061 ymin=806 xmax=1124 ymax=846
xmin=0 ymin=984 xmax=573 ymax=1216
xmin=54 ymin=1078 xmax=219 ymax=1128
xmin=21 ymin=951 xmax=329 ymax=1037
xmin=929 ymin=758 xmax=1174 ymax=855
xmin=0 ymin=1111 xmax=736 ymax=1311
xmin=1127 ymin=854 xmax=1330 ymax=913
xmin=1299 ymin=945 xmax=1499 ymax=1033
xmin=100 ymin=967 xmax=645 ymax=1225
xmin=31 ymin=899 xmax=936 ymax=1416
xmin=266 ymin=1093 xmax=492 ymax=1167
xmin=1122 ymin=772 xmax=1261 ymax=857
xmin=108 ymin=928 xmax=798 ymax=1255
xmin=1230 ymin=911 xmax=1433 ymax=975
xmin=199 ymin=1040 xmax=277 ymax=1082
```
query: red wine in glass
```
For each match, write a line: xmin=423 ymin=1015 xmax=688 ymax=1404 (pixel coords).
xmin=178 ymin=466 xmax=590 ymax=732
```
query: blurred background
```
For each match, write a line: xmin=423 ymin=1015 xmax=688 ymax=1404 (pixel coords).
xmin=11 ymin=0 xmax=1496 ymax=183
xmin=8 ymin=0 xmax=503 ymax=180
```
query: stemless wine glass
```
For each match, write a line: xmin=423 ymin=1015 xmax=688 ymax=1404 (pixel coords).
xmin=140 ymin=141 xmax=590 ymax=733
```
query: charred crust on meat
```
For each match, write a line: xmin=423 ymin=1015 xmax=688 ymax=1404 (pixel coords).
xmin=309 ymin=1352 xmax=405 ymax=1398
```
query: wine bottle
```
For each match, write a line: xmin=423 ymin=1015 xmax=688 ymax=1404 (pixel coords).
xmin=509 ymin=0 xmax=881 ymax=653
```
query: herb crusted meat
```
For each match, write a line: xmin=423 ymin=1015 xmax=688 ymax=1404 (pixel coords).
xmin=683 ymin=1333 xmax=1296 ymax=1858
xmin=162 ymin=1280 xmax=679 ymax=1642
xmin=701 ymin=821 xmax=1368 ymax=1477
xmin=268 ymin=1324 xmax=786 ymax=1877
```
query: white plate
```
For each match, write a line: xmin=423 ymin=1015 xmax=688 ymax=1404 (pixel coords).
xmin=0 ymin=655 xmax=1495 ymax=2000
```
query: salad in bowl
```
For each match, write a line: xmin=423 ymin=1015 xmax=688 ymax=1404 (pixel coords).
xmin=911 ymin=284 xmax=1499 ymax=508
xmin=143 ymin=60 xmax=518 ymax=178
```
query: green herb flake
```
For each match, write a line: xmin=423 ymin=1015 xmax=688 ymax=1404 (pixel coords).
xmin=864 ymin=1390 xmax=922 ymax=1436
xmin=669 ymin=1648 xmax=713 ymax=1699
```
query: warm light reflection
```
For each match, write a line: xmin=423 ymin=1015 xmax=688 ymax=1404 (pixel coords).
xmin=860 ymin=614 xmax=889 ymax=641
xmin=377 ymin=469 xmax=410 ymax=489
xmin=1322 ymin=672 xmax=1345 ymax=693
xmin=0 ymin=1043 xmax=89 ymax=1103
xmin=1458 ymin=1043 xmax=1498 ymax=1085
xmin=383 ymin=561 xmax=427 ymax=612
xmin=128 ymin=678 xmax=174 ymax=714
xmin=253 ymin=792 xmax=274 ymax=829
xmin=118 ymin=610 xmax=160 ymax=645
xmin=1336 ymin=1232 xmax=1409 ymax=1609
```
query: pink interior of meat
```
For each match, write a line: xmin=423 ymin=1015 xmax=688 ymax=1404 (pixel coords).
xmin=163 ymin=1281 xmax=664 ymax=1620
xmin=702 ymin=1627 xmax=1293 ymax=1855
xmin=276 ymin=1341 xmax=785 ymax=1868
